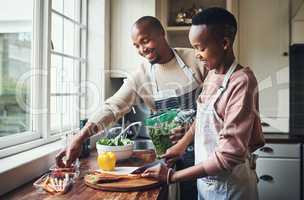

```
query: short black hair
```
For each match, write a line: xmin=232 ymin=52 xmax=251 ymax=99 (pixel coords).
xmin=192 ymin=7 xmax=237 ymax=41
xmin=134 ymin=16 xmax=165 ymax=34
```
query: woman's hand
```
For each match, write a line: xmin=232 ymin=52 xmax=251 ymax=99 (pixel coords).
xmin=141 ymin=162 xmax=170 ymax=183
xmin=169 ymin=127 xmax=186 ymax=144
xmin=161 ymin=144 xmax=185 ymax=167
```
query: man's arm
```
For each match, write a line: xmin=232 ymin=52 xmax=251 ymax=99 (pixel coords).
xmin=89 ymin=77 xmax=140 ymax=128
xmin=55 ymin=75 xmax=141 ymax=167
xmin=55 ymin=122 xmax=101 ymax=167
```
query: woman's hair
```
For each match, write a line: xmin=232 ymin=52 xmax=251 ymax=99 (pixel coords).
xmin=192 ymin=7 xmax=237 ymax=42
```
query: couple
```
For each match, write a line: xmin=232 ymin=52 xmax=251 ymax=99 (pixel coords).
xmin=56 ymin=7 xmax=265 ymax=200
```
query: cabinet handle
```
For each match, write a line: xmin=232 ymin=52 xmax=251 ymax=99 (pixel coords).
xmin=282 ymin=52 xmax=289 ymax=56
xmin=261 ymin=122 xmax=270 ymax=127
xmin=259 ymin=146 xmax=274 ymax=153
xmin=259 ymin=175 xmax=274 ymax=182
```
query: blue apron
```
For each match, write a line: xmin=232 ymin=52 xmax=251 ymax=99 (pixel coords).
xmin=150 ymin=48 xmax=201 ymax=200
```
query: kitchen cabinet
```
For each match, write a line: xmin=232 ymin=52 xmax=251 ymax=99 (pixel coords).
xmin=156 ymin=0 xmax=228 ymax=48
xmin=255 ymin=143 xmax=301 ymax=200
xmin=110 ymin=0 xmax=238 ymax=78
xmin=237 ymin=0 xmax=290 ymax=132
xmin=110 ymin=0 xmax=156 ymax=77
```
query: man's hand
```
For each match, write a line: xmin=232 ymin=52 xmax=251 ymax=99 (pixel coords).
xmin=55 ymin=122 xmax=100 ymax=167
xmin=55 ymin=134 xmax=83 ymax=168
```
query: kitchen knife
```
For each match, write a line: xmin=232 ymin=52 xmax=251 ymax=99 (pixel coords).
xmin=130 ymin=159 xmax=166 ymax=174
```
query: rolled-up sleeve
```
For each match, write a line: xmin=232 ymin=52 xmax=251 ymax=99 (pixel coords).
xmin=202 ymin=75 xmax=257 ymax=175
xmin=89 ymin=75 xmax=139 ymax=128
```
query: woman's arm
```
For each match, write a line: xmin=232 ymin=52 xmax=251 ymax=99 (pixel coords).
xmin=143 ymin=72 xmax=262 ymax=182
xmin=173 ymin=120 xmax=196 ymax=150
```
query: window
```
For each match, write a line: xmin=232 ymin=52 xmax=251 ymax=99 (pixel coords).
xmin=0 ymin=0 xmax=87 ymax=158
xmin=50 ymin=0 xmax=87 ymax=133
xmin=0 ymin=0 xmax=38 ymax=151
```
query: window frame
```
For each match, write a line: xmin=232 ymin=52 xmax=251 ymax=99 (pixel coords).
xmin=0 ymin=0 xmax=88 ymax=158
xmin=0 ymin=0 xmax=46 ymax=153
xmin=49 ymin=0 xmax=88 ymax=135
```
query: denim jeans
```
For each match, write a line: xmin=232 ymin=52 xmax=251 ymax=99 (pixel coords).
xmin=197 ymin=160 xmax=258 ymax=200
xmin=176 ymin=145 xmax=197 ymax=200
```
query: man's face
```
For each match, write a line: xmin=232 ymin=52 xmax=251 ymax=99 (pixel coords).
xmin=131 ymin=24 xmax=165 ymax=64
xmin=189 ymin=25 xmax=226 ymax=71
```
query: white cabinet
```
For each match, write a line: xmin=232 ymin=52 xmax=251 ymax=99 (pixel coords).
xmin=257 ymin=158 xmax=300 ymax=200
xmin=255 ymin=143 xmax=301 ymax=200
xmin=110 ymin=0 xmax=156 ymax=77
xmin=237 ymin=0 xmax=290 ymax=132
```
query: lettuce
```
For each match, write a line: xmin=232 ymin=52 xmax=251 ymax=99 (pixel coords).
xmin=97 ymin=137 xmax=133 ymax=146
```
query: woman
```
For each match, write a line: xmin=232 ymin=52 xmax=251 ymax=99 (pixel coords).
xmin=142 ymin=7 xmax=265 ymax=200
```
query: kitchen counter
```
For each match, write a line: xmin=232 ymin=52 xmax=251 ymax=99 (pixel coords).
xmin=1 ymin=150 xmax=167 ymax=200
xmin=264 ymin=133 xmax=304 ymax=143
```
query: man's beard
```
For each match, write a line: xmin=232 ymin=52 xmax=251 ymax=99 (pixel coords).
xmin=149 ymin=55 xmax=161 ymax=65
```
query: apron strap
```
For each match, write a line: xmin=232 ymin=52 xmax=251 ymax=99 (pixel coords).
xmin=150 ymin=48 xmax=198 ymax=94
xmin=221 ymin=59 xmax=238 ymax=90
xmin=150 ymin=64 xmax=158 ymax=94
xmin=209 ymin=59 xmax=238 ymax=106
xmin=172 ymin=48 xmax=196 ymax=82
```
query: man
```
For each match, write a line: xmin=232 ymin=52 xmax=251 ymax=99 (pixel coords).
xmin=142 ymin=8 xmax=265 ymax=200
xmin=56 ymin=16 xmax=207 ymax=200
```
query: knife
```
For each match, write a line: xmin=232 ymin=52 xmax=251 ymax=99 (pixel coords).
xmin=130 ymin=159 xmax=166 ymax=174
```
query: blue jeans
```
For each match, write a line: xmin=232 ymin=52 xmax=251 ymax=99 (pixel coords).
xmin=176 ymin=144 xmax=197 ymax=200
xmin=197 ymin=160 xmax=258 ymax=200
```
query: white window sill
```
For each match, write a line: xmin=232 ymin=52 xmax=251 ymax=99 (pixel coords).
xmin=0 ymin=131 xmax=103 ymax=196
xmin=0 ymin=141 xmax=63 ymax=195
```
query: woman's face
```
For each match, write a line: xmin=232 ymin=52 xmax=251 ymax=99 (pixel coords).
xmin=189 ymin=25 xmax=226 ymax=71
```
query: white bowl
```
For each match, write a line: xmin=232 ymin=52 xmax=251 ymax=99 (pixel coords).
xmin=96 ymin=141 xmax=134 ymax=161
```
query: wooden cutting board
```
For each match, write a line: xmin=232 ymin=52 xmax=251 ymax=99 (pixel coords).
xmin=84 ymin=171 xmax=161 ymax=192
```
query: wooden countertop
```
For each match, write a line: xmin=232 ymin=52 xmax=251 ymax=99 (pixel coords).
xmin=1 ymin=150 xmax=167 ymax=200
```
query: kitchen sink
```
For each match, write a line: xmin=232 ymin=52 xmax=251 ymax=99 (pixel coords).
xmin=133 ymin=139 xmax=155 ymax=150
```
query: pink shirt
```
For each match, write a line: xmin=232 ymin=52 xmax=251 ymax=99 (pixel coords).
xmin=198 ymin=67 xmax=265 ymax=175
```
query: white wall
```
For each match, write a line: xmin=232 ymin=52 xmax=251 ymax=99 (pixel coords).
xmin=0 ymin=0 xmax=33 ymax=21
xmin=0 ymin=0 xmax=33 ymax=33
xmin=86 ymin=0 xmax=111 ymax=120
xmin=291 ymin=1 xmax=304 ymax=44
xmin=292 ymin=0 xmax=304 ymax=17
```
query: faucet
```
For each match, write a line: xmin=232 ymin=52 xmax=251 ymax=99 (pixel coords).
xmin=121 ymin=115 xmax=125 ymax=133
xmin=121 ymin=106 xmax=136 ymax=133
xmin=115 ymin=121 xmax=142 ymax=139
xmin=116 ymin=106 xmax=141 ymax=139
